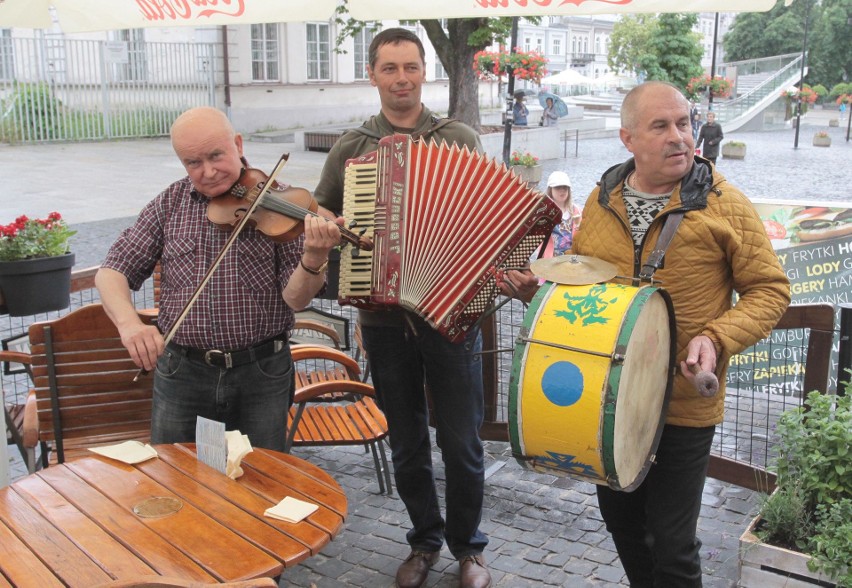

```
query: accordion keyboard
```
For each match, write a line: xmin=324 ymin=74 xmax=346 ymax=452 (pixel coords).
xmin=340 ymin=162 xmax=378 ymax=297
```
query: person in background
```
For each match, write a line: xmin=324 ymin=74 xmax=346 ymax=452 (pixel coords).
xmin=513 ymin=91 xmax=529 ymax=126
xmin=696 ymin=111 xmax=723 ymax=165
xmin=313 ymin=28 xmax=492 ymax=588
xmin=501 ymin=81 xmax=790 ymax=587
xmin=542 ymin=97 xmax=559 ymax=127
xmin=690 ymin=102 xmax=702 ymax=141
xmin=95 ymin=106 xmax=342 ymax=452
xmin=536 ymin=171 xmax=581 ymax=258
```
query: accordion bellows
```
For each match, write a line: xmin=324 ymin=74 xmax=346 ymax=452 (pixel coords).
xmin=339 ymin=133 xmax=561 ymax=342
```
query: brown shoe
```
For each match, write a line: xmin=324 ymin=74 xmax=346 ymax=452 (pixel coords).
xmin=459 ymin=554 xmax=492 ymax=588
xmin=396 ymin=550 xmax=440 ymax=588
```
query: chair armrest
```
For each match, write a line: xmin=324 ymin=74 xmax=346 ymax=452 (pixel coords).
xmin=290 ymin=345 xmax=361 ymax=379
xmin=292 ymin=319 xmax=342 ymax=349
xmin=21 ymin=389 xmax=39 ymax=448
xmin=0 ymin=350 xmax=32 ymax=366
xmin=292 ymin=380 xmax=376 ymax=404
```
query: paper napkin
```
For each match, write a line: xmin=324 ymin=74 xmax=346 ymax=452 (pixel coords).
xmin=88 ymin=440 xmax=158 ymax=464
xmin=225 ymin=430 xmax=253 ymax=480
xmin=264 ymin=496 xmax=319 ymax=523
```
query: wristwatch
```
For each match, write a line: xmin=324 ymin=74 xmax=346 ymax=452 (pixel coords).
xmin=300 ymin=258 xmax=328 ymax=275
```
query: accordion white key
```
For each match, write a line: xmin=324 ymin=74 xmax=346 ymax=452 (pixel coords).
xmin=339 ymin=133 xmax=561 ymax=342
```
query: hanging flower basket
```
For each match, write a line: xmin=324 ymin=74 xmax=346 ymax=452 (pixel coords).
xmin=686 ymin=75 xmax=733 ymax=100
xmin=473 ymin=48 xmax=548 ymax=84
xmin=0 ymin=212 xmax=76 ymax=316
xmin=0 ymin=252 xmax=75 ymax=316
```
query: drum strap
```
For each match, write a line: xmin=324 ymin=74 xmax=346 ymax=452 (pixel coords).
xmin=639 ymin=211 xmax=685 ymax=281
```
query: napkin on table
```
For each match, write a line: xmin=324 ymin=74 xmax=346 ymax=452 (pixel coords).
xmin=264 ymin=496 xmax=319 ymax=523
xmin=225 ymin=430 xmax=253 ymax=479
xmin=88 ymin=440 xmax=158 ymax=464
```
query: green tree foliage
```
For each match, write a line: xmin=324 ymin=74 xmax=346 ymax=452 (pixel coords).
xmin=724 ymin=0 xmax=849 ymax=89
xmin=808 ymin=0 xmax=852 ymax=90
xmin=640 ymin=13 xmax=704 ymax=92
xmin=607 ymin=14 xmax=657 ymax=76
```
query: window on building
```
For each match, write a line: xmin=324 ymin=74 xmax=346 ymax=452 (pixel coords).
xmin=435 ymin=59 xmax=449 ymax=80
xmin=399 ymin=20 xmax=418 ymax=27
xmin=306 ymin=22 xmax=330 ymax=81
xmin=0 ymin=29 xmax=13 ymax=81
xmin=536 ymin=38 xmax=544 ymax=53
xmin=113 ymin=29 xmax=146 ymax=82
xmin=571 ymin=36 xmax=577 ymax=55
xmin=353 ymin=26 xmax=376 ymax=80
xmin=524 ymin=37 xmax=531 ymax=52
xmin=251 ymin=23 xmax=279 ymax=81
xmin=552 ymin=38 xmax=561 ymax=56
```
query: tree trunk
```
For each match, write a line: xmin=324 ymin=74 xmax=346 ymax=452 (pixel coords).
xmin=421 ymin=19 xmax=489 ymax=132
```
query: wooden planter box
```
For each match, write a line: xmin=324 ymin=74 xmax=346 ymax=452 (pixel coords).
xmin=739 ymin=515 xmax=839 ymax=587
xmin=813 ymin=135 xmax=832 ymax=147
xmin=722 ymin=143 xmax=746 ymax=160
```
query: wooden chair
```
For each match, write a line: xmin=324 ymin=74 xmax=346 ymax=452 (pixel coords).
xmin=23 ymin=303 xmax=155 ymax=466
xmin=95 ymin=576 xmax=277 ymax=588
xmin=1 ymin=349 xmax=41 ymax=473
xmin=286 ymin=345 xmax=393 ymax=494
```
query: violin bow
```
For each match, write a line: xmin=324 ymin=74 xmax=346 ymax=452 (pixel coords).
xmin=134 ymin=154 xmax=290 ymax=381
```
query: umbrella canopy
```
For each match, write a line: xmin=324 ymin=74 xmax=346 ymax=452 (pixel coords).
xmin=541 ymin=69 xmax=595 ymax=87
xmin=538 ymin=92 xmax=569 ymax=118
xmin=1 ymin=0 xmax=792 ymax=33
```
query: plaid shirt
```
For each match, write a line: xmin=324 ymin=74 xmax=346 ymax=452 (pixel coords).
xmin=102 ymin=176 xmax=303 ymax=350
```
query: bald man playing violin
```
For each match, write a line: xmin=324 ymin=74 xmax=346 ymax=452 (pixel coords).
xmin=95 ymin=106 xmax=342 ymax=451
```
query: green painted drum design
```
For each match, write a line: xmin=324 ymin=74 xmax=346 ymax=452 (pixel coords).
xmin=509 ymin=281 xmax=675 ymax=491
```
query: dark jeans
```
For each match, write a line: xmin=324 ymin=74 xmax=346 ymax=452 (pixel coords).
xmin=596 ymin=424 xmax=716 ymax=588
xmin=151 ymin=346 xmax=293 ymax=452
xmin=361 ymin=318 xmax=488 ymax=559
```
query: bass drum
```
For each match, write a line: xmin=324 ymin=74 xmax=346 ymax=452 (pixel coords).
xmin=509 ymin=281 xmax=675 ymax=491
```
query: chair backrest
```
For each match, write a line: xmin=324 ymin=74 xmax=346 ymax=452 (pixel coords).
xmin=27 ymin=303 xmax=154 ymax=463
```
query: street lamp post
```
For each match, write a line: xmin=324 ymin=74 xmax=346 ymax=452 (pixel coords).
xmin=502 ymin=17 xmax=519 ymax=166
xmin=793 ymin=0 xmax=812 ymax=149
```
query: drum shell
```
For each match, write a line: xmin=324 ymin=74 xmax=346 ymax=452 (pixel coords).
xmin=509 ymin=281 xmax=675 ymax=491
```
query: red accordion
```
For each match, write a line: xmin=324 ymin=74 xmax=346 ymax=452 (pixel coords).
xmin=339 ymin=133 xmax=561 ymax=342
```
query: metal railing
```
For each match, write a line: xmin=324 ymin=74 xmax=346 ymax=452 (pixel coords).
xmin=713 ymin=53 xmax=803 ymax=125
xmin=0 ymin=36 xmax=217 ymax=143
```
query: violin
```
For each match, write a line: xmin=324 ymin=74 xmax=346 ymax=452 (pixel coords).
xmin=207 ymin=166 xmax=373 ymax=251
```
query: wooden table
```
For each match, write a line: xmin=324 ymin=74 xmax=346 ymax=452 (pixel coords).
xmin=0 ymin=443 xmax=347 ymax=586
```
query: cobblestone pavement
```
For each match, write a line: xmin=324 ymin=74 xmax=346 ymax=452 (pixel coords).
xmin=3 ymin=107 xmax=850 ymax=587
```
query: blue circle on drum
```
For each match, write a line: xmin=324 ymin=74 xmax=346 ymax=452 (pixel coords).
xmin=541 ymin=361 xmax=583 ymax=406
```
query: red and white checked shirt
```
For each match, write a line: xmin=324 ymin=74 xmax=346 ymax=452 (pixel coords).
xmin=102 ymin=177 xmax=304 ymax=350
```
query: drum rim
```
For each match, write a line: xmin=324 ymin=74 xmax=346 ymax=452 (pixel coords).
xmin=605 ymin=286 xmax=676 ymax=492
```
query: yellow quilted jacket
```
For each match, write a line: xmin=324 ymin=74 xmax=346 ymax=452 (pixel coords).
xmin=573 ymin=157 xmax=790 ymax=426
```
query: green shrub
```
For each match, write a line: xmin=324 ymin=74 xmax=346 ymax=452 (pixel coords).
xmin=759 ymin=387 xmax=851 ymax=585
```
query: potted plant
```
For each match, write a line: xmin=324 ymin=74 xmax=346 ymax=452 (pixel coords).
xmin=739 ymin=389 xmax=851 ymax=587
xmin=509 ymin=150 xmax=542 ymax=185
xmin=0 ymin=212 xmax=76 ymax=316
xmin=813 ymin=130 xmax=832 ymax=147
xmin=721 ymin=140 xmax=747 ymax=160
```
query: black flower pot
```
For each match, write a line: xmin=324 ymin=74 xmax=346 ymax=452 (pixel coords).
xmin=0 ymin=252 xmax=75 ymax=316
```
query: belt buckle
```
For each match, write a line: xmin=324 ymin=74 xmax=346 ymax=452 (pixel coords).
xmin=204 ymin=349 xmax=232 ymax=369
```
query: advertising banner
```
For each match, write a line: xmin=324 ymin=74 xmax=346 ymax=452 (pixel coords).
xmin=729 ymin=201 xmax=852 ymax=396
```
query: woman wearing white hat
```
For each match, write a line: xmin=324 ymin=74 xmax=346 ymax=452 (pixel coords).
xmin=537 ymin=170 xmax=582 ymax=258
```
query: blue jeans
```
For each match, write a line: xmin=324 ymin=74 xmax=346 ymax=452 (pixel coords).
xmin=151 ymin=346 xmax=293 ymax=452
xmin=362 ymin=318 xmax=488 ymax=558
xmin=596 ymin=424 xmax=715 ymax=588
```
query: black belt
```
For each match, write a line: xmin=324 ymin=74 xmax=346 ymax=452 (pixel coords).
xmin=168 ymin=334 xmax=289 ymax=369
